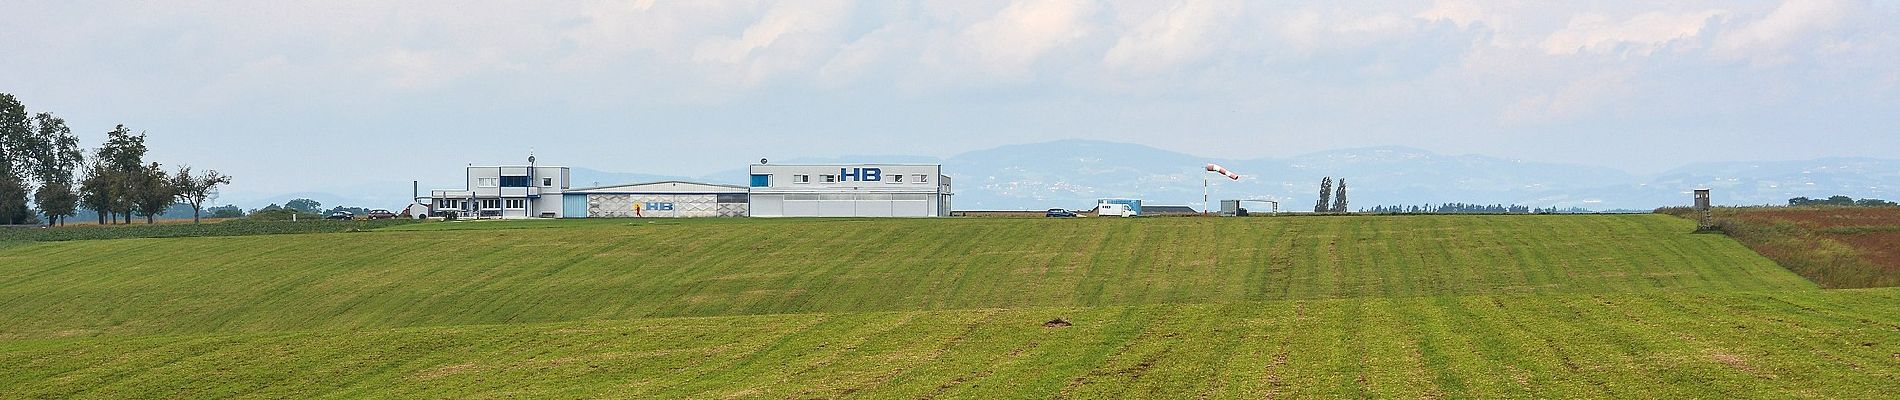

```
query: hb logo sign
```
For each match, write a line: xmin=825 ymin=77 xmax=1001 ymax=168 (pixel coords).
xmin=839 ymin=167 xmax=882 ymax=182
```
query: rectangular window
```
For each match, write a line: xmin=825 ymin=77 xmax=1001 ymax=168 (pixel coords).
xmin=542 ymin=177 xmax=553 ymax=187
xmin=793 ymin=174 xmax=810 ymax=183
xmin=477 ymin=178 xmax=498 ymax=187
xmin=505 ymin=199 xmax=525 ymax=209
xmin=500 ymin=176 xmax=531 ymax=187
xmin=914 ymin=174 xmax=929 ymax=183
xmin=891 ymin=175 xmax=904 ymax=183
xmin=750 ymin=174 xmax=771 ymax=187
xmin=481 ymin=199 xmax=500 ymax=209
xmin=821 ymin=174 xmax=837 ymax=183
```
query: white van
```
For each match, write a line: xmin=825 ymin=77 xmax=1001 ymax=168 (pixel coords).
xmin=1097 ymin=203 xmax=1137 ymax=217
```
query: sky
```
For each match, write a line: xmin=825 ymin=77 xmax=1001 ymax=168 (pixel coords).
xmin=3 ymin=0 xmax=1897 ymax=203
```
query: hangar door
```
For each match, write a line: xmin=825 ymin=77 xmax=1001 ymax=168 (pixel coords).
xmin=587 ymin=194 xmax=739 ymax=218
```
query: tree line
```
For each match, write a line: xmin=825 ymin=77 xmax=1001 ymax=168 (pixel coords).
xmin=1361 ymin=203 xmax=1592 ymax=214
xmin=1788 ymin=196 xmax=1895 ymax=207
xmin=0 ymin=93 xmax=231 ymax=226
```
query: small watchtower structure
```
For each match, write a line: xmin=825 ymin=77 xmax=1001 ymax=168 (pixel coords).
xmin=1693 ymin=189 xmax=1713 ymax=230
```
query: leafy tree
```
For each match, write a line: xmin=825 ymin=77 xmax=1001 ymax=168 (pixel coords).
xmin=206 ymin=204 xmax=244 ymax=218
xmin=1314 ymin=177 xmax=1333 ymax=213
xmin=27 ymin=113 xmax=82 ymax=225
xmin=0 ymin=174 xmax=27 ymax=224
xmin=132 ymin=162 xmax=175 ymax=224
xmin=78 ymin=158 xmax=117 ymax=224
xmin=1331 ymin=179 xmax=1349 ymax=213
xmin=285 ymin=198 xmax=323 ymax=214
xmin=91 ymin=124 xmax=148 ymax=224
xmin=0 ymin=93 xmax=31 ymax=224
xmin=170 ymin=165 xmax=232 ymax=224
xmin=33 ymin=181 xmax=77 ymax=226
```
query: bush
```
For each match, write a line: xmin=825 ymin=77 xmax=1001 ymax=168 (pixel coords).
xmin=0 ymin=219 xmax=416 ymax=243
xmin=247 ymin=208 xmax=322 ymax=221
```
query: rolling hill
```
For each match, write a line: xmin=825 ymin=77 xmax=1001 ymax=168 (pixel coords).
xmin=1 ymin=215 xmax=1896 ymax=398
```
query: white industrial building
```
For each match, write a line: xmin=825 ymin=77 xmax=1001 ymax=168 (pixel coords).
xmin=424 ymin=161 xmax=571 ymax=218
xmin=746 ymin=163 xmax=952 ymax=217
xmin=561 ymin=181 xmax=749 ymax=218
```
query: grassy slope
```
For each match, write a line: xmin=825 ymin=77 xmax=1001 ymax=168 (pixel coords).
xmin=3 ymin=290 xmax=1898 ymax=399
xmin=0 ymin=215 xmax=1807 ymax=339
xmin=4 ymin=215 xmax=1894 ymax=398
xmin=1702 ymin=207 xmax=1900 ymax=288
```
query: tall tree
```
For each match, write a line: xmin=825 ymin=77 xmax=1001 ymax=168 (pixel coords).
xmin=132 ymin=162 xmax=174 ymax=224
xmin=1314 ymin=177 xmax=1333 ymax=213
xmin=78 ymin=158 xmax=115 ymax=225
xmin=0 ymin=93 xmax=32 ymax=224
xmin=171 ymin=165 xmax=232 ymax=224
xmin=1331 ymin=179 xmax=1349 ymax=213
xmin=95 ymin=124 xmax=148 ymax=224
xmin=28 ymin=113 xmax=82 ymax=225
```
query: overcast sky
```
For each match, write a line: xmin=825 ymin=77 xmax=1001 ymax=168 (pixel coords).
xmin=4 ymin=0 xmax=1897 ymax=198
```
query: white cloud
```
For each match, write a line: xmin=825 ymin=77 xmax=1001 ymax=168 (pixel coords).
xmin=691 ymin=0 xmax=853 ymax=86
xmin=935 ymin=0 xmax=1098 ymax=80
xmin=1498 ymin=68 xmax=1639 ymax=125
xmin=1101 ymin=0 xmax=1239 ymax=76
xmin=1416 ymin=0 xmax=1492 ymax=29
xmin=1714 ymin=0 xmax=1852 ymax=63
xmin=1540 ymin=10 xmax=1726 ymax=55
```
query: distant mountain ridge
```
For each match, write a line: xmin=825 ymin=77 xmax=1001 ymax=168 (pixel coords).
xmin=227 ymin=140 xmax=1900 ymax=211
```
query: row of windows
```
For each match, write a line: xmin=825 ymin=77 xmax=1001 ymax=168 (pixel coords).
xmin=436 ymin=199 xmax=529 ymax=209
xmin=786 ymin=174 xmax=929 ymax=184
xmin=477 ymin=177 xmax=557 ymax=188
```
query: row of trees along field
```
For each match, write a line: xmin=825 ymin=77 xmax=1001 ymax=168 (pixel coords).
xmin=1789 ymin=196 xmax=1896 ymax=207
xmin=1361 ymin=203 xmax=1593 ymax=214
xmin=0 ymin=93 xmax=231 ymax=226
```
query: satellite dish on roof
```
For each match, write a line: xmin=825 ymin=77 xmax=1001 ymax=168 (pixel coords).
xmin=760 ymin=158 xmax=769 ymax=165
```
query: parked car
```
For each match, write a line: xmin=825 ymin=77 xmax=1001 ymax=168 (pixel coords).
xmin=1045 ymin=208 xmax=1077 ymax=218
xmin=366 ymin=209 xmax=396 ymax=220
xmin=325 ymin=211 xmax=354 ymax=220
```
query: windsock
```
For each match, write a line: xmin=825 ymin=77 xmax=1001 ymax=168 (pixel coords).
xmin=1205 ymin=163 xmax=1240 ymax=180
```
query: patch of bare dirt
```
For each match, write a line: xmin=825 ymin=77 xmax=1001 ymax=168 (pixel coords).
xmin=1709 ymin=351 xmax=1775 ymax=379
xmin=1043 ymin=318 xmax=1072 ymax=328
xmin=413 ymin=363 xmax=478 ymax=380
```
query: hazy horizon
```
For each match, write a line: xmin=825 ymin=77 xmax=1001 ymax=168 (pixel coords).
xmin=5 ymin=1 xmax=1897 ymax=202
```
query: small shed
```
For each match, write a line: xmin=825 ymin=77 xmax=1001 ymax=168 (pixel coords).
xmin=399 ymin=203 xmax=432 ymax=219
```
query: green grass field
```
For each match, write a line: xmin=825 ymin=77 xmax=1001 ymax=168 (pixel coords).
xmin=1 ymin=215 xmax=1895 ymax=398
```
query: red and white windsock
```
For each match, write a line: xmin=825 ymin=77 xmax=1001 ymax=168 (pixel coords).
xmin=1205 ymin=163 xmax=1240 ymax=180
